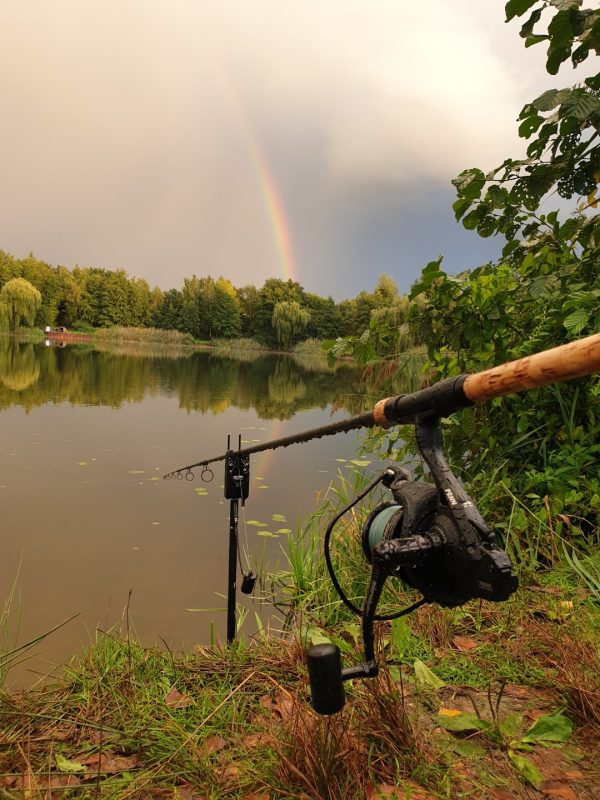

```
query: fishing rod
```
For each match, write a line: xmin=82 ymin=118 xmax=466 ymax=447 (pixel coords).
xmin=163 ymin=333 xmax=600 ymax=481
xmin=164 ymin=332 xmax=600 ymax=714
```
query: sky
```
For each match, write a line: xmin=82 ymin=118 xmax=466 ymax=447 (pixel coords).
xmin=0 ymin=2 xmax=586 ymax=300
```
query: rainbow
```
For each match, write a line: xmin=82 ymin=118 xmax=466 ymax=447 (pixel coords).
xmin=214 ymin=65 xmax=297 ymax=284
xmin=251 ymin=154 xmax=297 ymax=285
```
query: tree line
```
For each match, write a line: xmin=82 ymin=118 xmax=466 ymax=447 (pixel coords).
xmin=0 ymin=250 xmax=415 ymax=349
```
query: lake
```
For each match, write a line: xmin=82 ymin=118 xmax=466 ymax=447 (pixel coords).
xmin=0 ymin=337 xmax=391 ymax=685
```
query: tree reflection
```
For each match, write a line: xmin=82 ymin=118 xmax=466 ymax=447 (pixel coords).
xmin=0 ymin=339 xmax=40 ymax=392
xmin=0 ymin=341 xmax=365 ymax=418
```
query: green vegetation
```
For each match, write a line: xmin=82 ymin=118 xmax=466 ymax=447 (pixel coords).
xmin=0 ymin=338 xmax=362 ymax=418
xmin=94 ymin=326 xmax=196 ymax=347
xmin=1 ymin=550 xmax=597 ymax=799
xmin=0 ymin=246 xmax=412 ymax=351
xmin=332 ymin=0 xmax=600 ymax=564
xmin=0 ymin=277 xmax=41 ymax=331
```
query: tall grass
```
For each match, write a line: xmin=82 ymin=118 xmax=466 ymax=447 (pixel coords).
xmin=275 ymin=468 xmax=421 ymax=628
xmin=94 ymin=326 xmax=196 ymax=346
xmin=211 ymin=337 xmax=265 ymax=352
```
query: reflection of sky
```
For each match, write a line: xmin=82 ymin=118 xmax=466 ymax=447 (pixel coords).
xmin=0 ymin=2 xmax=587 ymax=300
xmin=0 ymin=369 xmax=385 ymax=686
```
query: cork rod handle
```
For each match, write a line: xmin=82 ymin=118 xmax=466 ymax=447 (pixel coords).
xmin=463 ymin=332 xmax=600 ymax=404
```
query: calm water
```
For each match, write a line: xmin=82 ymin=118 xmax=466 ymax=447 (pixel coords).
xmin=0 ymin=337 xmax=378 ymax=685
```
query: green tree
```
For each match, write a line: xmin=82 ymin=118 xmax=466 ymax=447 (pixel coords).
xmin=272 ymin=300 xmax=311 ymax=349
xmin=254 ymin=279 xmax=304 ymax=346
xmin=405 ymin=0 xmax=600 ymax=540
xmin=212 ymin=278 xmax=241 ymax=338
xmin=0 ymin=278 xmax=42 ymax=330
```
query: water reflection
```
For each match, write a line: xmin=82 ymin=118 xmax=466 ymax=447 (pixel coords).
xmin=0 ymin=339 xmax=40 ymax=392
xmin=0 ymin=338 xmax=363 ymax=419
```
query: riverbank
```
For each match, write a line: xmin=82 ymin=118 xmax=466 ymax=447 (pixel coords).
xmin=2 ymin=564 xmax=598 ymax=800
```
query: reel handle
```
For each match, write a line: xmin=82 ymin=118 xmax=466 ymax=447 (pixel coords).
xmin=306 ymin=643 xmax=346 ymax=715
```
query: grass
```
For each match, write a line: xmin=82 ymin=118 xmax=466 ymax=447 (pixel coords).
xmin=2 ymin=471 xmax=599 ymax=797
xmin=1 ymin=573 xmax=598 ymax=799
xmin=94 ymin=327 xmax=196 ymax=347
xmin=211 ymin=338 xmax=265 ymax=352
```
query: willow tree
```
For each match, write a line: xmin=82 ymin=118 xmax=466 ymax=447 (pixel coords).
xmin=0 ymin=278 xmax=42 ymax=330
xmin=272 ymin=300 xmax=310 ymax=349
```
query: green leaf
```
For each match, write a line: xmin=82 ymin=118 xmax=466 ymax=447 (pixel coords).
xmin=505 ymin=0 xmax=537 ymax=22
xmin=350 ymin=459 xmax=372 ymax=467
xmin=271 ymin=513 xmax=287 ymax=522
xmin=561 ymin=89 xmax=600 ymax=120
xmin=508 ymin=751 xmax=544 ymax=788
xmin=499 ymin=712 xmax=523 ymax=739
xmin=55 ymin=753 xmax=86 ymax=774
xmin=436 ymin=711 xmax=490 ymax=732
xmin=548 ymin=0 xmax=581 ymax=9
xmin=302 ymin=625 xmax=331 ymax=646
xmin=247 ymin=520 xmax=268 ymax=527
xmin=563 ymin=308 xmax=589 ymax=334
xmin=450 ymin=739 xmax=486 ymax=758
xmin=452 ymin=168 xmax=485 ymax=201
xmin=522 ymin=713 xmax=573 ymax=743
xmin=276 ymin=528 xmax=292 ymax=534
xmin=520 ymin=7 xmax=543 ymax=38
xmin=532 ymin=88 xmax=568 ymax=111
xmin=413 ymin=659 xmax=445 ymax=689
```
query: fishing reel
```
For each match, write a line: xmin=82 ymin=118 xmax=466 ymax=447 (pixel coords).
xmin=307 ymin=415 xmax=518 ymax=715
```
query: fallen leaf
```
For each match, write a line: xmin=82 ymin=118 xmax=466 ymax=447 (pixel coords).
xmin=452 ymin=636 xmax=478 ymax=651
xmin=438 ymin=707 xmax=462 ymax=717
xmin=54 ymin=753 xmax=86 ymax=774
xmin=173 ymin=784 xmax=208 ymax=800
xmin=541 ymin=781 xmax=578 ymax=800
xmin=366 ymin=780 xmax=435 ymax=799
xmin=45 ymin=773 xmax=81 ymax=799
xmin=165 ymin=686 xmax=194 ymax=708
xmin=199 ymin=735 xmax=227 ymax=756
xmin=78 ymin=752 xmax=141 ymax=773
xmin=502 ymin=684 xmax=529 ymax=698
xmin=258 ymin=691 xmax=295 ymax=722
xmin=217 ymin=765 xmax=240 ymax=785
xmin=242 ymin=733 xmax=271 ymax=748
xmin=414 ymin=659 xmax=445 ymax=689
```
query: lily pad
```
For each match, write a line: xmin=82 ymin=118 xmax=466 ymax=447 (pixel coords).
xmin=272 ymin=514 xmax=287 ymax=522
xmin=247 ymin=520 xmax=268 ymax=527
